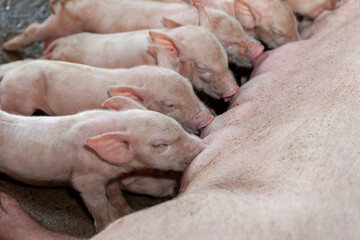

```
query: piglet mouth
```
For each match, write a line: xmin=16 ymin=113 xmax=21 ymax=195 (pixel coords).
xmin=203 ymin=87 xmax=222 ymax=100
xmin=184 ymin=125 xmax=200 ymax=135
xmin=252 ymin=50 xmax=271 ymax=68
xmin=229 ymin=54 xmax=253 ymax=68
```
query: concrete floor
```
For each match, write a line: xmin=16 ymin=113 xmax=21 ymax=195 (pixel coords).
xmin=0 ymin=0 xmax=171 ymax=238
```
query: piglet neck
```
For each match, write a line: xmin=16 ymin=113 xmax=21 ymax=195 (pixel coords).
xmin=179 ymin=62 xmax=192 ymax=80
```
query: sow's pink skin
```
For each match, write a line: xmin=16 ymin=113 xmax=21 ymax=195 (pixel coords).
xmin=192 ymin=0 xmax=300 ymax=48
xmin=0 ymin=60 xmax=213 ymax=134
xmin=0 ymin=2 xmax=358 ymax=240
xmin=0 ymin=108 xmax=207 ymax=232
xmin=41 ymin=26 xmax=239 ymax=101
xmin=2 ymin=0 xmax=263 ymax=67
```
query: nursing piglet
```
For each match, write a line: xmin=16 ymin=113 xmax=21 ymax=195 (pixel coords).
xmin=0 ymin=108 xmax=206 ymax=232
xmin=282 ymin=0 xmax=340 ymax=18
xmin=0 ymin=60 xmax=213 ymax=134
xmin=42 ymin=26 xmax=239 ymax=101
xmin=192 ymin=0 xmax=300 ymax=48
xmin=163 ymin=4 xmax=264 ymax=67
xmin=120 ymin=173 xmax=180 ymax=197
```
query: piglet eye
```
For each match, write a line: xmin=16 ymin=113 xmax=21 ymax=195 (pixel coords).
xmin=153 ymin=143 xmax=169 ymax=148
xmin=271 ymin=28 xmax=284 ymax=36
xmin=223 ymin=44 xmax=233 ymax=52
xmin=195 ymin=62 xmax=208 ymax=73
xmin=164 ymin=102 xmax=176 ymax=110
xmin=199 ymin=72 xmax=212 ymax=83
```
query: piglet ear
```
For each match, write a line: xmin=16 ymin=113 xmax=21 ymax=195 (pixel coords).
xmin=148 ymin=44 xmax=180 ymax=71
xmin=102 ymin=96 xmax=147 ymax=111
xmin=190 ymin=0 xmax=211 ymax=6
xmin=234 ymin=0 xmax=262 ymax=29
xmin=193 ymin=3 xmax=212 ymax=29
xmin=149 ymin=31 xmax=186 ymax=60
xmin=219 ymin=1 xmax=236 ymax=16
xmin=85 ymin=132 xmax=133 ymax=165
xmin=108 ymin=86 xmax=149 ymax=105
xmin=162 ymin=17 xmax=183 ymax=29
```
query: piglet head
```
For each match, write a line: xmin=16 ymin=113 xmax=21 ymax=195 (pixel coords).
xmin=193 ymin=66 xmax=239 ymax=102
xmin=191 ymin=3 xmax=264 ymax=67
xmin=108 ymin=78 xmax=214 ymax=134
xmin=312 ymin=0 xmax=341 ymax=17
xmin=283 ymin=0 xmax=340 ymax=18
xmin=86 ymin=110 xmax=207 ymax=171
xmin=234 ymin=0 xmax=300 ymax=48
xmin=149 ymin=26 xmax=239 ymax=100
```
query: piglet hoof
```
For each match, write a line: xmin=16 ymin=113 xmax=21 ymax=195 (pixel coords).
xmin=121 ymin=205 xmax=134 ymax=216
xmin=2 ymin=41 xmax=19 ymax=52
xmin=108 ymin=202 xmax=133 ymax=221
xmin=0 ymin=193 xmax=51 ymax=240
xmin=3 ymin=42 xmax=17 ymax=51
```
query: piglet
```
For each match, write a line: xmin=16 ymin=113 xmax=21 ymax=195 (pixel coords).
xmin=42 ymin=26 xmax=239 ymax=101
xmin=164 ymin=3 xmax=264 ymax=67
xmin=0 ymin=60 xmax=213 ymax=134
xmin=282 ymin=0 xmax=340 ymax=18
xmin=192 ymin=0 xmax=300 ymax=48
xmin=0 ymin=106 xmax=207 ymax=232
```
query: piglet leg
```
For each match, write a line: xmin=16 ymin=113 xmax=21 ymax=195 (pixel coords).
xmin=73 ymin=177 xmax=112 ymax=233
xmin=0 ymin=193 xmax=82 ymax=240
xmin=3 ymin=14 xmax=83 ymax=51
xmin=106 ymin=180 xmax=133 ymax=221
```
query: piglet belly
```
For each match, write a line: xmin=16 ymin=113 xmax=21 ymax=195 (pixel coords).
xmin=0 ymin=153 xmax=71 ymax=186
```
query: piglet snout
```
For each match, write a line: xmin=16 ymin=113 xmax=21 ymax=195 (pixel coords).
xmin=223 ymin=86 xmax=240 ymax=102
xmin=248 ymin=42 xmax=265 ymax=63
xmin=188 ymin=134 xmax=207 ymax=156
xmin=196 ymin=112 xmax=215 ymax=130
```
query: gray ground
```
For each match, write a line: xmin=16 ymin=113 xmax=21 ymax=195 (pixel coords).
xmin=0 ymin=0 xmax=170 ymax=238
